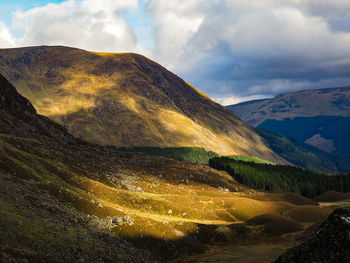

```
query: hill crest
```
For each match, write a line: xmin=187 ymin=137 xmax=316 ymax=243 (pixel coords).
xmin=0 ymin=45 xmax=283 ymax=163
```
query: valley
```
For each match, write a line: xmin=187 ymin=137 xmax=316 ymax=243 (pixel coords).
xmin=228 ymin=88 xmax=350 ymax=174
xmin=0 ymin=48 xmax=349 ymax=262
xmin=1 ymin=0 xmax=350 ymax=261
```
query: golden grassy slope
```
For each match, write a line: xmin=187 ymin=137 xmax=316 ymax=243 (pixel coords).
xmin=0 ymin=75 xmax=334 ymax=261
xmin=0 ymin=133 xmax=332 ymax=241
xmin=0 ymin=46 xmax=284 ymax=163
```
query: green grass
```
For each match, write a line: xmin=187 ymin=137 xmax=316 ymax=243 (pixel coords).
xmin=227 ymin=155 xmax=273 ymax=165
xmin=107 ymin=146 xmax=219 ymax=164
xmin=0 ymin=198 xmax=129 ymax=262
xmin=108 ymin=146 xmax=275 ymax=167
xmin=319 ymin=200 xmax=350 ymax=207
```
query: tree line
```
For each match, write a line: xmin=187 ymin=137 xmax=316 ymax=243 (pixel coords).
xmin=209 ymin=157 xmax=350 ymax=198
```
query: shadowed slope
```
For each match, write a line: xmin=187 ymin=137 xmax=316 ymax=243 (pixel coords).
xmin=0 ymin=73 xmax=333 ymax=262
xmin=0 ymin=46 xmax=283 ymax=163
xmin=254 ymin=128 xmax=345 ymax=174
xmin=228 ymin=88 xmax=350 ymax=173
xmin=0 ymin=73 xmax=76 ymax=144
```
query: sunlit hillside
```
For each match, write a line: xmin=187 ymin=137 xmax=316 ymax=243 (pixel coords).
xmin=0 ymin=73 xmax=335 ymax=262
xmin=0 ymin=46 xmax=284 ymax=163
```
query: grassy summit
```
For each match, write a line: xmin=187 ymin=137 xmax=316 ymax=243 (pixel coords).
xmin=0 ymin=46 xmax=283 ymax=163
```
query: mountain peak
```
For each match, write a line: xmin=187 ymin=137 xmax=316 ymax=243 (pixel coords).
xmin=0 ymin=45 xmax=284 ymax=163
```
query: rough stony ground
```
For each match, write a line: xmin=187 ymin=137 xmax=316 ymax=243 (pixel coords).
xmin=275 ymin=207 xmax=350 ymax=263
xmin=0 ymin=173 xmax=156 ymax=263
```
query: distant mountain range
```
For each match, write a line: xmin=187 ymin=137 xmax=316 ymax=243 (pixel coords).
xmin=0 ymin=46 xmax=283 ymax=163
xmin=228 ymin=87 xmax=350 ymax=173
xmin=228 ymin=87 xmax=350 ymax=126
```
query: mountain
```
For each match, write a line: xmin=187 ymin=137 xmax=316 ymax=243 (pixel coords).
xmin=0 ymin=72 xmax=77 ymax=145
xmin=0 ymin=73 xmax=337 ymax=262
xmin=254 ymin=128 xmax=350 ymax=174
xmin=0 ymin=46 xmax=282 ymax=163
xmin=228 ymin=87 xmax=350 ymax=173
xmin=258 ymin=116 xmax=350 ymax=156
xmin=0 ymin=73 xmax=155 ymax=261
xmin=228 ymin=87 xmax=350 ymax=127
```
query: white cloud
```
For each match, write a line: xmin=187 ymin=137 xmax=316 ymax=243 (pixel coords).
xmin=6 ymin=0 xmax=142 ymax=53
xmin=145 ymin=0 xmax=350 ymax=99
xmin=81 ymin=0 xmax=137 ymax=15
xmin=0 ymin=22 xmax=15 ymax=47
xmin=180 ymin=2 xmax=350 ymax=65
xmin=147 ymin=0 xmax=205 ymax=68
xmin=2 ymin=0 xmax=350 ymax=102
xmin=215 ymin=94 xmax=269 ymax=106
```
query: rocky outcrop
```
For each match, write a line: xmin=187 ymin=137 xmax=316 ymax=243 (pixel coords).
xmin=275 ymin=207 xmax=350 ymax=263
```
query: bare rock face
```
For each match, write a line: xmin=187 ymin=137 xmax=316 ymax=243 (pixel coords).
xmin=304 ymin=134 xmax=336 ymax=153
xmin=275 ymin=207 xmax=350 ymax=263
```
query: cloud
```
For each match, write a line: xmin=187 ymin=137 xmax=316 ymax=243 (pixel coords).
xmin=248 ymin=78 xmax=350 ymax=94
xmin=146 ymin=0 xmax=350 ymax=102
xmin=0 ymin=22 xmax=15 ymax=47
xmin=8 ymin=0 xmax=142 ymax=53
xmin=147 ymin=0 xmax=205 ymax=68
xmin=2 ymin=0 xmax=350 ymax=103
xmin=215 ymin=94 xmax=269 ymax=106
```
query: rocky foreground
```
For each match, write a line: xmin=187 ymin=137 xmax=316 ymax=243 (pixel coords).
xmin=275 ymin=207 xmax=350 ymax=263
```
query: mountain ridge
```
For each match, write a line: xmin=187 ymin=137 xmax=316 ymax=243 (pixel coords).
xmin=0 ymin=45 xmax=284 ymax=163
xmin=228 ymin=87 xmax=350 ymax=126
xmin=227 ymin=87 xmax=350 ymax=172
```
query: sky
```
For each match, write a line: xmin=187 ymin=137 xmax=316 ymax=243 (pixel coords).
xmin=1 ymin=0 xmax=350 ymax=105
